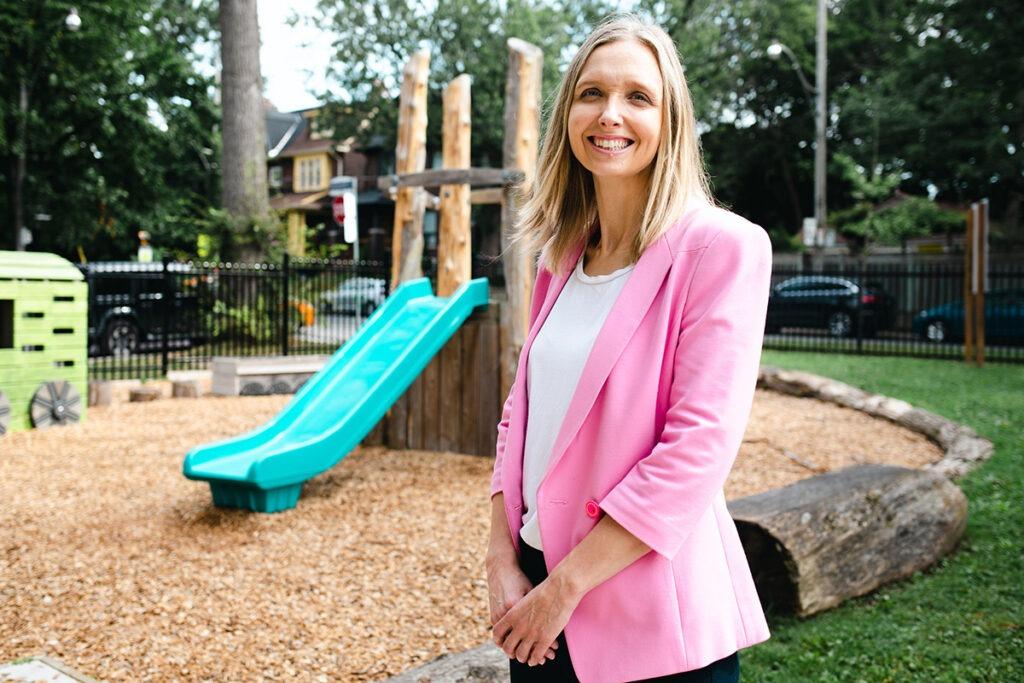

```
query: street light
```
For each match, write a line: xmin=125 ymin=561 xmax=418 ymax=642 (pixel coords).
xmin=12 ymin=7 xmax=82 ymax=251
xmin=767 ymin=0 xmax=828 ymax=269
xmin=66 ymin=8 xmax=82 ymax=32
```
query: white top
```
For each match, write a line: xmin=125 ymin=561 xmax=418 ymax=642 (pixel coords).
xmin=520 ymin=249 xmax=636 ymax=551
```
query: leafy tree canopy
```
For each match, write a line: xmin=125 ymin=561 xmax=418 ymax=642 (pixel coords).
xmin=0 ymin=0 xmax=221 ymax=261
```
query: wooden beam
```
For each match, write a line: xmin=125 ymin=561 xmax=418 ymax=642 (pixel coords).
xmin=378 ymin=167 xmax=523 ymax=191
xmin=500 ymin=37 xmax=543 ymax=401
xmin=438 ymin=74 xmax=472 ymax=297
xmin=390 ymin=48 xmax=430 ymax=291
xmin=470 ymin=187 xmax=503 ymax=205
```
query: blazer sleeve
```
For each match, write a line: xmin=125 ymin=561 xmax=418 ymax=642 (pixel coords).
xmin=598 ymin=224 xmax=773 ymax=560
xmin=490 ymin=262 xmax=553 ymax=499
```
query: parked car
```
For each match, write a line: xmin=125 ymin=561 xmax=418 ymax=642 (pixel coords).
xmin=765 ymin=275 xmax=894 ymax=338
xmin=319 ymin=277 xmax=387 ymax=316
xmin=79 ymin=261 xmax=204 ymax=356
xmin=911 ymin=288 xmax=1024 ymax=344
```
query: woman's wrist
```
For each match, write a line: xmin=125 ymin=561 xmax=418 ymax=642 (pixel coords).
xmin=485 ymin=542 xmax=518 ymax=571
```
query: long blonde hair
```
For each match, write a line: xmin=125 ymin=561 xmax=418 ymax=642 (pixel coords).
xmin=505 ymin=13 xmax=716 ymax=279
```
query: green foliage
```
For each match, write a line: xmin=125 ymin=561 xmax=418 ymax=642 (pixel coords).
xmin=310 ymin=0 xmax=614 ymax=167
xmin=829 ymin=151 xmax=964 ymax=253
xmin=0 ymin=0 xmax=221 ymax=260
xmin=753 ymin=350 xmax=1024 ymax=681
xmin=204 ymin=295 xmax=275 ymax=344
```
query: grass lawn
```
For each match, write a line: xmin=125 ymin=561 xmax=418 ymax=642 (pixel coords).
xmin=744 ymin=351 xmax=1023 ymax=682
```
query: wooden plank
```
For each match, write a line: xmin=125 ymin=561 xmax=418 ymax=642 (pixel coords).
xmin=363 ymin=417 xmax=385 ymax=447
xmin=478 ymin=309 xmax=501 ymax=457
xmin=408 ymin=367 xmax=424 ymax=450
xmin=388 ymin=392 xmax=408 ymax=449
xmin=500 ymin=38 xmax=542 ymax=401
xmin=390 ymin=49 xmax=430 ymax=291
xmin=377 ymin=167 xmax=523 ymax=191
xmin=438 ymin=328 xmax=463 ymax=452
xmin=470 ymin=187 xmax=503 ymax=205
xmin=422 ymin=351 xmax=441 ymax=451
xmin=459 ymin=319 xmax=480 ymax=455
xmin=438 ymin=74 xmax=473 ymax=298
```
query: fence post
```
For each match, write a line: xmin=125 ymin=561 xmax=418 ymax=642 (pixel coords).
xmin=281 ymin=252 xmax=290 ymax=357
xmin=161 ymin=256 xmax=171 ymax=377
xmin=855 ymin=259 xmax=865 ymax=352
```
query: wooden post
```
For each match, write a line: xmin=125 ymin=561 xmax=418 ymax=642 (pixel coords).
xmin=963 ymin=207 xmax=974 ymax=363
xmin=390 ymin=49 xmax=431 ymax=291
xmin=974 ymin=199 xmax=988 ymax=366
xmin=500 ymin=38 xmax=543 ymax=401
xmin=438 ymin=74 xmax=472 ymax=297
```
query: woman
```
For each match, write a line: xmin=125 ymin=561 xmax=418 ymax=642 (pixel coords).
xmin=485 ymin=13 xmax=773 ymax=683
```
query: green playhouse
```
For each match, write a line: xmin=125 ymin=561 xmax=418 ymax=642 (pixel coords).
xmin=0 ymin=251 xmax=88 ymax=435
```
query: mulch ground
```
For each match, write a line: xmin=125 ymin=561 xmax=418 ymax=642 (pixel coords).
xmin=0 ymin=390 xmax=942 ymax=681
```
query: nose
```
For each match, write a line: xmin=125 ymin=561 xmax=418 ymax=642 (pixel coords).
xmin=598 ymin=97 xmax=623 ymax=128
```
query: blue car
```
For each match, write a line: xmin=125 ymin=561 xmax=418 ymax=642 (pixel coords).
xmin=911 ymin=288 xmax=1024 ymax=344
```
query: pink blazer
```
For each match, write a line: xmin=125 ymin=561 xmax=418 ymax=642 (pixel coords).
xmin=490 ymin=202 xmax=773 ymax=682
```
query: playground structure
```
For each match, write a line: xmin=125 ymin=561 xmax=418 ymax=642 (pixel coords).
xmin=0 ymin=251 xmax=88 ymax=435
xmin=184 ymin=40 xmax=544 ymax=511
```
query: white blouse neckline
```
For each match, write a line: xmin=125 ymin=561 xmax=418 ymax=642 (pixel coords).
xmin=574 ymin=250 xmax=635 ymax=284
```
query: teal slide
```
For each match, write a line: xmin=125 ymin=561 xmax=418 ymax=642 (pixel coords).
xmin=183 ymin=276 xmax=491 ymax=513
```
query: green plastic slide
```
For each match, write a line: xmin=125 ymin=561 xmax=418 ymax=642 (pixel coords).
xmin=183 ymin=276 xmax=491 ymax=512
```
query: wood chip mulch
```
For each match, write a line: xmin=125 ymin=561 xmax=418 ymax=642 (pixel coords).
xmin=0 ymin=389 xmax=943 ymax=681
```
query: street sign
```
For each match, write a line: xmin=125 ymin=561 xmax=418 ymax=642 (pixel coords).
xmin=332 ymin=195 xmax=345 ymax=225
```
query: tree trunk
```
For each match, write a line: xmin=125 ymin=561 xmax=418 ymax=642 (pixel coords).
xmin=727 ymin=464 xmax=967 ymax=617
xmin=219 ymin=0 xmax=270 ymax=260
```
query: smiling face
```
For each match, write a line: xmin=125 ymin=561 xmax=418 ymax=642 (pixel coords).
xmin=567 ymin=38 xmax=664 ymax=186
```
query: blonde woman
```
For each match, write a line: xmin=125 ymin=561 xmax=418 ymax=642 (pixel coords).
xmin=485 ymin=13 xmax=773 ymax=683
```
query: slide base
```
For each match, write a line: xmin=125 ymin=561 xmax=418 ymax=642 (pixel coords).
xmin=209 ymin=481 xmax=303 ymax=513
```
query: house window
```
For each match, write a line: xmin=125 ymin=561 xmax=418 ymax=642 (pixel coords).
xmin=294 ymin=155 xmax=325 ymax=192
xmin=269 ymin=166 xmax=283 ymax=189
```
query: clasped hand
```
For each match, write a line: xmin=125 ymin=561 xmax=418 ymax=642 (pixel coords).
xmin=489 ymin=563 xmax=581 ymax=667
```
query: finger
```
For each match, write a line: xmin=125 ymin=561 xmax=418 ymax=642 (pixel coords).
xmin=514 ymin=638 xmax=533 ymax=664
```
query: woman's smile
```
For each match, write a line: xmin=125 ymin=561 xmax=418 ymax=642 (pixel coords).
xmin=587 ymin=135 xmax=635 ymax=155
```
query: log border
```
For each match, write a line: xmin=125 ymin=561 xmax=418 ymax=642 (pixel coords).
xmin=757 ymin=365 xmax=994 ymax=480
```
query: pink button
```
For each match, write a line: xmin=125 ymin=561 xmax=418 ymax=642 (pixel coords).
xmin=585 ymin=500 xmax=600 ymax=518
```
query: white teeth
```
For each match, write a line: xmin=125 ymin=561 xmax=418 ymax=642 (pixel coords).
xmin=592 ymin=138 xmax=630 ymax=150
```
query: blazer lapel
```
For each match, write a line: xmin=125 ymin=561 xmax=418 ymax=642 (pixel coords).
xmin=541 ymin=235 xmax=673 ymax=480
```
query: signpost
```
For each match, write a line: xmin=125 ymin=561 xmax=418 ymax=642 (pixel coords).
xmin=329 ymin=175 xmax=359 ymax=260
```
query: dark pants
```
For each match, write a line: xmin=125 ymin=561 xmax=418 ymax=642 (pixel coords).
xmin=509 ymin=534 xmax=741 ymax=682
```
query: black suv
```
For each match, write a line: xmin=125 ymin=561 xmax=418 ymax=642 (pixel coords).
xmin=766 ymin=275 xmax=894 ymax=338
xmin=79 ymin=261 xmax=203 ymax=356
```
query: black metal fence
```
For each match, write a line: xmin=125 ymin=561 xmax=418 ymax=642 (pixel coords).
xmin=83 ymin=256 xmax=1023 ymax=382
xmin=83 ymin=253 xmax=505 ymax=381
xmin=762 ymin=262 xmax=1024 ymax=363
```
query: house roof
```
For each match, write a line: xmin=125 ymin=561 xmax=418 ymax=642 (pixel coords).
xmin=266 ymin=110 xmax=302 ymax=157
xmin=270 ymin=191 xmax=330 ymax=212
xmin=274 ymin=137 xmax=337 ymax=158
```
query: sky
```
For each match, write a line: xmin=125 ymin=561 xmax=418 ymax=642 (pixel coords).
xmin=257 ymin=0 xmax=334 ymax=112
